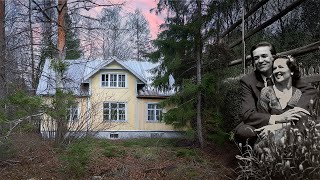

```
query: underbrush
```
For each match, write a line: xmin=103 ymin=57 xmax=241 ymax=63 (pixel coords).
xmin=60 ymin=137 xmax=185 ymax=178
xmin=61 ymin=137 xmax=94 ymax=177
xmin=58 ymin=137 xmax=233 ymax=179
xmin=235 ymin=115 xmax=320 ymax=179
xmin=0 ymin=140 xmax=15 ymax=161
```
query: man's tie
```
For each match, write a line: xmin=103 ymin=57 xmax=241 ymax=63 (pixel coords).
xmin=266 ymin=77 xmax=274 ymax=86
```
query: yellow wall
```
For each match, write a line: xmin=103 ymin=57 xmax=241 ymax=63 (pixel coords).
xmin=42 ymin=61 xmax=177 ymax=132
xmin=137 ymin=98 xmax=175 ymax=131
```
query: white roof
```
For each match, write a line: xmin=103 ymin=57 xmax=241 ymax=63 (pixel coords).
xmin=36 ymin=57 xmax=168 ymax=96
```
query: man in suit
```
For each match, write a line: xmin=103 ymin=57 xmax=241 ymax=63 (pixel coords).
xmin=235 ymin=41 xmax=317 ymax=147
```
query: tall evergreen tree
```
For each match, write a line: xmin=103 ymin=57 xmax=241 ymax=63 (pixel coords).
xmin=150 ymin=0 xmax=234 ymax=146
xmin=65 ymin=11 xmax=82 ymax=59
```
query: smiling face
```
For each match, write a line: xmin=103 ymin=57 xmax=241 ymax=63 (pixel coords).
xmin=273 ymin=58 xmax=292 ymax=83
xmin=252 ymin=46 xmax=273 ymax=76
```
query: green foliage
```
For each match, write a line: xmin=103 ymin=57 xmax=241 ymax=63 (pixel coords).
xmin=0 ymin=140 xmax=15 ymax=160
xmin=65 ymin=12 xmax=82 ymax=59
xmin=19 ymin=123 xmax=37 ymax=133
xmin=162 ymin=80 xmax=197 ymax=128
xmin=149 ymin=1 xmax=237 ymax=144
xmin=176 ymin=148 xmax=197 ymax=158
xmin=45 ymin=89 xmax=76 ymax=122
xmin=205 ymin=111 xmax=229 ymax=146
xmin=61 ymin=137 xmax=94 ymax=177
xmin=0 ymin=90 xmax=42 ymax=122
xmin=51 ymin=58 xmax=68 ymax=75
xmin=121 ymin=138 xmax=175 ymax=147
xmin=99 ymin=141 xmax=125 ymax=157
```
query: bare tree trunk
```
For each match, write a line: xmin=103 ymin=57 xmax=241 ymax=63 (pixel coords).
xmin=0 ymin=0 xmax=5 ymax=136
xmin=136 ymin=20 xmax=140 ymax=61
xmin=56 ymin=0 xmax=67 ymax=143
xmin=196 ymin=0 xmax=204 ymax=148
xmin=29 ymin=0 xmax=36 ymax=95
xmin=57 ymin=0 xmax=67 ymax=68
xmin=0 ymin=0 xmax=6 ymax=100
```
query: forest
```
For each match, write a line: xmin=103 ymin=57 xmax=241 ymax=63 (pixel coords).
xmin=0 ymin=0 xmax=320 ymax=179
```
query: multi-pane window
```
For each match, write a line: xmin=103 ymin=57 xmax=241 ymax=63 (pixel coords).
xmin=101 ymin=74 xmax=108 ymax=87
xmin=68 ymin=103 xmax=79 ymax=121
xmin=101 ymin=73 xmax=126 ymax=88
xmin=118 ymin=74 xmax=126 ymax=87
xmin=147 ymin=103 xmax=163 ymax=122
xmin=103 ymin=102 xmax=126 ymax=121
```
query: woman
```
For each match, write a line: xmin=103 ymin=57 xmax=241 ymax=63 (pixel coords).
xmin=254 ymin=55 xmax=310 ymax=151
xmin=258 ymin=55 xmax=307 ymax=115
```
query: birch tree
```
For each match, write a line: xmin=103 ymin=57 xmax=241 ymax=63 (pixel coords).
xmin=127 ymin=9 xmax=151 ymax=61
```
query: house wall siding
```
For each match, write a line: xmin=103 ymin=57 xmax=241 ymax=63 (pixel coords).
xmin=40 ymin=61 xmax=183 ymax=138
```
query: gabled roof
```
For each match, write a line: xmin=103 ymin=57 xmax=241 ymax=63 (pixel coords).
xmin=82 ymin=57 xmax=150 ymax=84
xmin=36 ymin=57 xmax=161 ymax=96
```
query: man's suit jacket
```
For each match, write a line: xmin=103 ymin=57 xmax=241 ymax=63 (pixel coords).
xmin=240 ymin=70 xmax=317 ymax=129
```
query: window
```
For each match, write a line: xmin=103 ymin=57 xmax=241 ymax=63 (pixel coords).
xmin=110 ymin=133 xmax=119 ymax=139
xmin=147 ymin=103 xmax=163 ymax=122
xmin=101 ymin=73 xmax=126 ymax=88
xmin=103 ymin=102 xmax=126 ymax=121
xmin=68 ymin=103 xmax=79 ymax=121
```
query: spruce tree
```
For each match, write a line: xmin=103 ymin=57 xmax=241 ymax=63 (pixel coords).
xmin=65 ymin=12 xmax=82 ymax=59
xmin=149 ymin=0 xmax=234 ymax=146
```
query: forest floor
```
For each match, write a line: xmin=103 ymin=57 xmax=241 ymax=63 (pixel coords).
xmin=0 ymin=132 xmax=239 ymax=180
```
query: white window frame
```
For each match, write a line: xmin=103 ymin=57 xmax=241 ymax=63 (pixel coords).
xmin=146 ymin=103 xmax=163 ymax=122
xmin=68 ymin=103 xmax=79 ymax=122
xmin=101 ymin=73 xmax=127 ymax=88
xmin=103 ymin=102 xmax=127 ymax=122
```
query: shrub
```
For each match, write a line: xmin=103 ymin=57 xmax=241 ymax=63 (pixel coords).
xmin=61 ymin=138 xmax=93 ymax=177
xmin=99 ymin=141 xmax=125 ymax=157
xmin=235 ymin=114 xmax=320 ymax=180
xmin=176 ymin=148 xmax=197 ymax=159
xmin=0 ymin=140 xmax=15 ymax=161
xmin=220 ymin=77 xmax=243 ymax=133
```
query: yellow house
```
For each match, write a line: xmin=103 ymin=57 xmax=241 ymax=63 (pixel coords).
xmin=36 ymin=57 xmax=183 ymax=139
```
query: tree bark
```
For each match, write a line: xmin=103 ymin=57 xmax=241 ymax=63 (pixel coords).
xmin=0 ymin=0 xmax=5 ymax=136
xmin=0 ymin=0 xmax=6 ymax=100
xmin=29 ymin=0 xmax=35 ymax=95
xmin=56 ymin=0 xmax=67 ymax=143
xmin=196 ymin=0 xmax=204 ymax=148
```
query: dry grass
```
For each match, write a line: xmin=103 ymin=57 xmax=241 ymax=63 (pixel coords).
xmin=0 ymin=133 xmax=237 ymax=180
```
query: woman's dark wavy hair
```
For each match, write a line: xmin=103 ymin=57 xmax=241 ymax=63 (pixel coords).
xmin=273 ymin=55 xmax=301 ymax=85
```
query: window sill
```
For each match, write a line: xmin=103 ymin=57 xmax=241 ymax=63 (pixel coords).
xmin=100 ymin=87 xmax=128 ymax=89
xmin=146 ymin=121 xmax=163 ymax=123
xmin=103 ymin=120 xmax=128 ymax=123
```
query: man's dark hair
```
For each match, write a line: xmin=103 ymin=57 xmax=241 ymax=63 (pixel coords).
xmin=250 ymin=41 xmax=277 ymax=67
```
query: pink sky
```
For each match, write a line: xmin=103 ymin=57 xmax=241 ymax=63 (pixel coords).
xmin=86 ymin=0 xmax=164 ymax=39
xmin=123 ymin=0 xmax=164 ymax=39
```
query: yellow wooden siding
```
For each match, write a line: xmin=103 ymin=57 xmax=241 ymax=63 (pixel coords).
xmin=137 ymin=98 xmax=175 ymax=131
xmin=89 ymin=62 xmax=137 ymax=131
xmin=41 ymin=61 xmax=177 ymax=132
xmin=40 ymin=96 xmax=89 ymax=132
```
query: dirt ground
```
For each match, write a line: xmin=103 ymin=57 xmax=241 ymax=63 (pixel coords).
xmin=0 ymin=133 xmax=239 ymax=180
